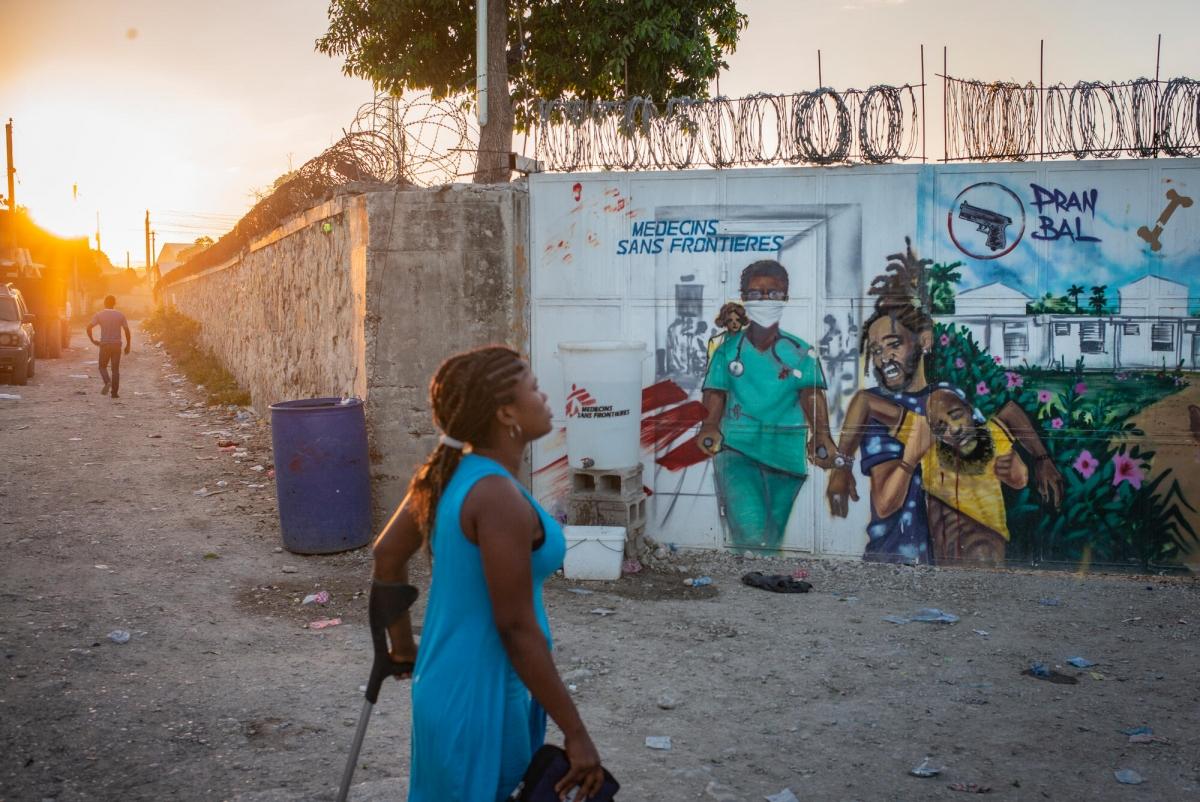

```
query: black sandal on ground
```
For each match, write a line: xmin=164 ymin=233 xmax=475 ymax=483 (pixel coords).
xmin=741 ymin=571 xmax=812 ymax=593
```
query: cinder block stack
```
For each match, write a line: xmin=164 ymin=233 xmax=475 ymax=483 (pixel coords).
xmin=566 ymin=464 xmax=655 ymax=560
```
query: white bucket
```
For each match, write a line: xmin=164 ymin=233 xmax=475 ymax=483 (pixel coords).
xmin=562 ymin=525 xmax=626 ymax=581
xmin=557 ymin=341 xmax=647 ymax=469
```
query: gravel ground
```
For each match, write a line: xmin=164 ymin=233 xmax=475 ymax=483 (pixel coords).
xmin=2 ymin=326 xmax=1198 ymax=802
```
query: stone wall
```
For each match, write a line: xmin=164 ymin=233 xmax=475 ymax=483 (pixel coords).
xmin=163 ymin=194 xmax=369 ymax=411
xmin=160 ymin=183 xmax=530 ymax=520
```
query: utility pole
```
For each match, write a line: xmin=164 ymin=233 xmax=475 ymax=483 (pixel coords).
xmin=95 ymin=211 xmax=102 ymax=252
xmin=5 ymin=118 xmax=15 ymax=251
xmin=126 ymin=251 xmax=130 ymax=270
xmin=144 ymin=210 xmax=151 ymax=273
xmin=70 ymin=181 xmax=80 ymax=318
xmin=150 ymin=230 xmax=156 ymax=273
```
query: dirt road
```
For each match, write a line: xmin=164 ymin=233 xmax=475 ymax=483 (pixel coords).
xmin=2 ymin=326 xmax=1199 ymax=801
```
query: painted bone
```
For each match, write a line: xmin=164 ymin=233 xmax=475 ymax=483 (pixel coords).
xmin=1137 ymin=188 xmax=1194 ymax=252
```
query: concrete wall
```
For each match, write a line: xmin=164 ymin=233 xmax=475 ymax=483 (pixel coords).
xmin=362 ymin=185 xmax=531 ymax=515
xmin=160 ymin=183 xmax=530 ymax=520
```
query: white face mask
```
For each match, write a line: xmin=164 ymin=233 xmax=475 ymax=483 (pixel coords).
xmin=744 ymin=300 xmax=785 ymax=328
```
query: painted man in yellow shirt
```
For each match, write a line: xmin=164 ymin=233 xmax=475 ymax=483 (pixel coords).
xmin=902 ymin=388 xmax=1033 ymax=564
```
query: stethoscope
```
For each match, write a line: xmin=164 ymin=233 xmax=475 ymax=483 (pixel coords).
xmin=727 ymin=329 xmax=807 ymax=379
xmin=714 ymin=329 xmax=830 ymax=461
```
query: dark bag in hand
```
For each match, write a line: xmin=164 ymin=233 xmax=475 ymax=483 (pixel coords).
xmin=509 ymin=744 xmax=619 ymax=801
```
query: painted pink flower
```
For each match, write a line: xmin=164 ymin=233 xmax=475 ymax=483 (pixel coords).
xmin=1073 ymin=450 xmax=1098 ymax=479
xmin=1111 ymin=453 xmax=1144 ymax=490
xmin=994 ymin=355 xmax=1003 ymax=364
xmin=1037 ymin=389 xmax=1053 ymax=404
xmin=954 ymin=357 xmax=966 ymax=369
xmin=1051 ymin=417 xmax=1064 ymax=429
xmin=1074 ymin=381 xmax=1088 ymax=396
xmin=939 ymin=333 xmax=951 ymax=347
xmin=1006 ymin=371 xmax=1023 ymax=389
xmin=976 ymin=381 xmax=990 ymax=396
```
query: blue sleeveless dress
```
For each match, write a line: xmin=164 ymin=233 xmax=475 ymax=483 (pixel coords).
xmin=408 ymin=454 xmax=567 ymax=802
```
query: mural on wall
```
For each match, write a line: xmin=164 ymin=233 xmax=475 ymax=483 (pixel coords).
xmin=913 ymin=169 xmax=1200 ymax=570
xmin=826 ymin=239 xmax=1065 ymax=567
xmin=529 ymin=162 xmax=1200 ymax=571
xmin=696 ymin=260 xmax=835 ymax=552
xmin=660 ymin=275 xmax=710 ymax=391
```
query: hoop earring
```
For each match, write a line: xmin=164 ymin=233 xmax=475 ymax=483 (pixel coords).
xmin=509 ymin=423 xmax=523 ymax=440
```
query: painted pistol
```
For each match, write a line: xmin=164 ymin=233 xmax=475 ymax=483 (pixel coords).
xmin=959 ymin=201 xmax=1013 ymax=252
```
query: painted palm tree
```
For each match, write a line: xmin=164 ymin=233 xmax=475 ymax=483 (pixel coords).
xmin=1067 ymin=284 xmax=1086 ymax=313
xmin=927 ymin=260 xmax=963 ymax=315
xmin=1089 ymin=285 xmax=1109 ymax=316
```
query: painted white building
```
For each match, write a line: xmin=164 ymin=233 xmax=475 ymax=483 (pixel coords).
xmin=1047 ymin=275 xmax=1198 ymax=370
xmin=944 ymin=275 xmax=1200 ymax=371
xmin=950 ymin=282 xmax=1040 ymax=366
xmin=1119 ymin=275 xmax=1190 ymax=316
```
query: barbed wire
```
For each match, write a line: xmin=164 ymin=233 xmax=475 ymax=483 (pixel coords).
xmin=344 ymin=94 xmax=479 ymax=186
xmin=945 ymin=76 xmax=1200 ymax=161
xmin=1158 ymin=77 xmax=1200 ymax=156
xmin=165 ymin=76 xmax=1200 ymax=285
xmin=535 ymin=86 xmax=923 ymax=171
xmin=163 ymin=95 xmax=479 ymax=283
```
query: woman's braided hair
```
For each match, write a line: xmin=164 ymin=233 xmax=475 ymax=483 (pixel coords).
xmin=405 ymin=345 xmax=527 ymax=544
xmin=859 ymin=236 xmax=934 ymax=371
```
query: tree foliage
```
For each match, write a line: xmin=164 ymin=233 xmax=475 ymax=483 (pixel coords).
xmin=926 ymin=260 xmax=962 ymax=315
xmin=1066 ymin=283 xmax=1085 ymax=312
xmin=316 ymin=0 xmax=747 ymax=132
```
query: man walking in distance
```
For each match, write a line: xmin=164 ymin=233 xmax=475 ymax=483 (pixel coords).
xmin=87 ymin=295 xmax=131 ymax=399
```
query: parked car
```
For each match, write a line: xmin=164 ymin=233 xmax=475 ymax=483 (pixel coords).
xmin=0 ymin=283 xmax=35 ymax=385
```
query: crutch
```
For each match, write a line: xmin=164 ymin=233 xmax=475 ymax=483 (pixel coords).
xmin=336 ymin=580 xmax=420 ymax=802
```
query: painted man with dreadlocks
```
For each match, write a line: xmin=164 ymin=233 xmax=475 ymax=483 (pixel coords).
xmin=826 ymin=239 xmax=1064 ymax=565
xmin=825 ymin=241 xmax=940 ymax=563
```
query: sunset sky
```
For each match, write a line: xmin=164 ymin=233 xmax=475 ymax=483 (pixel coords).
xmin=4 ymin=0 xmax=1199 ymax=266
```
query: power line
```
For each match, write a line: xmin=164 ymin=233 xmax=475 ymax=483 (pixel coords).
xmin=158 ymin=209 xmax=242 ymax=221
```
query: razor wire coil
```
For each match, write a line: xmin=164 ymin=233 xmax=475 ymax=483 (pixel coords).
xmin=946 ymin=76 xmax=1200 ymax=161
xmin=535 ymin=85 xmax=922 ymax=171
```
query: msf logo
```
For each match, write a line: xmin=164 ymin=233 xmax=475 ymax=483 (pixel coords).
xmin=565 ymin=384 xmax=596 ymax=418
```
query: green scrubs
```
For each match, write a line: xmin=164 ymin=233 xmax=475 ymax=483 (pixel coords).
xmin=703 ymin=328 xmax=825 ymax=551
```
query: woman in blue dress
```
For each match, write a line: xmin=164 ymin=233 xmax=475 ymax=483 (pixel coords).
xmin=372 ymin=346 xmax=606 ymax=802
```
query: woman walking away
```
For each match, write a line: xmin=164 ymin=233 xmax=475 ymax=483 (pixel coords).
xmin=373 ymin=346 xmax=606 ymax=802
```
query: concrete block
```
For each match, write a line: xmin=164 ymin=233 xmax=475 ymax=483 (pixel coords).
xmin=568 ymin=495 xmax=647 ymax=529
xmin=569 ymin=465 xmax=643 ymax=499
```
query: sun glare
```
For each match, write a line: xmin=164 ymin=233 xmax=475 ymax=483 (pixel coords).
xmin=12 ymin=87 xmax=211 ymax=262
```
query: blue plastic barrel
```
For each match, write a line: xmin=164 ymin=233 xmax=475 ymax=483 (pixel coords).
xmin=269 ymin=397 xmax=372 ymax=554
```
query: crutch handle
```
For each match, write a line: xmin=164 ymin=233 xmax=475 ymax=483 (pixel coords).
xmin=365 ymin=580 xmax=419 ymax=703
xmin=365 ymin=656 xmax=415 ymax=704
